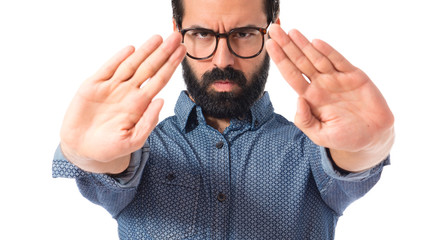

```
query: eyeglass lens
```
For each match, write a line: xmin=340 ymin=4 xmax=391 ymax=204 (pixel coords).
xmin=182 ymin=28 xmax=264 ymax=59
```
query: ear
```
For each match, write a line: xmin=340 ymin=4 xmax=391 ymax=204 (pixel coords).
xmin=274 ymin=17 xmax=281 ymax=25
xmin=173 ymin=19 xmax=179 ymax=32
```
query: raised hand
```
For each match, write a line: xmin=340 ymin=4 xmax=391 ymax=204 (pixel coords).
xmin=266 ymin=24 xmax=394 ymax=171
xmin=60 ymin=33 xmax=186 ymax=174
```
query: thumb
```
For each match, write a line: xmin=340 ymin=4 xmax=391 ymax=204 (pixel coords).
xmin=294 ymin=97 xmax=321 ymax=143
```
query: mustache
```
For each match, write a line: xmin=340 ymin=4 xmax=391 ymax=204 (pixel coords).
xmin=201 ymin=67 xmax=247 ymax=88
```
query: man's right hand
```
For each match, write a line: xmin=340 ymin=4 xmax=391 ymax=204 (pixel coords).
xmin=60 ymin=32 xmax=186 ymax=174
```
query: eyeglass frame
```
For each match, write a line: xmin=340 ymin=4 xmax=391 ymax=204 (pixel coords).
xmin=178 ymin=23 xmax=271 ymax=60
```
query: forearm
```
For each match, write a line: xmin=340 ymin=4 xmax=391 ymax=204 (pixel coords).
xmin=60 ymin=142 xmax=131 ymax=174
xmin=330 ymin=127 xmax=395 ymax=172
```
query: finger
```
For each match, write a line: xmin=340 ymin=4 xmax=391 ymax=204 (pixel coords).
xmin=266 ymin=39 xmax=309 ymax=95
xmin=268 ymin=24 xmax=317 ymax=78
xmin=311 ymin=39 xmax=356 ymax=72
xmin=112 ymin=35 xmax=163 ymax=81
xmin=130 ymin=32 xmax=183 ymax=87
xmin=131 ymin=98 xmax=164 ymax=148
xmin=141 ymin=45 xmax=186 ymax=100
xmin=294 ymin=97 xmax=323 ymax=145
xmin=288 ymin=29 xmax=335 ymax=74
xmin=92 ymin=46 xmax=135 ymax=81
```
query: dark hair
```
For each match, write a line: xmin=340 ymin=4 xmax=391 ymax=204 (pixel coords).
xmin=171 ymin=0 xmax=280 ymax=29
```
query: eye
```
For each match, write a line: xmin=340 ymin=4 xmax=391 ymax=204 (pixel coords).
xmin=190 ymin=30 xmax=213 ymax=40
xmin=238 ymin=32 xmax=251 ymax=38
xmin=231 ymin=29 xmax=257 ymax=39
xmin=195 ymin=32 xmax=209 ymax=38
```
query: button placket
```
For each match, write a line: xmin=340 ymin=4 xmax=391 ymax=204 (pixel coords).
xmin=210 ymin=137 xmax=230 ymax=238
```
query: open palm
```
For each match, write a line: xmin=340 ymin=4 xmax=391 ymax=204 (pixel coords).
xmin=60 ymin=33 xmax=185 ymax=172
xmin=266 ymin=25 xmax=394 ymax=155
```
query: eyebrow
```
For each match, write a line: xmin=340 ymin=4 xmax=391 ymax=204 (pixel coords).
xmin=183 ymin=24 xmax=262 ymax=31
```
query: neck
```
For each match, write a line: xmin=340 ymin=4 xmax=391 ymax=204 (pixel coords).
xmin=205 ymin=115 xmax=230 ymax=133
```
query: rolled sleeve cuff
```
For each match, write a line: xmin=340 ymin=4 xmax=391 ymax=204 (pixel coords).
xmin=52 ymin=144 xmax=149 ymax=189
xmin=320 ymin=147 xmax=390 ymax=181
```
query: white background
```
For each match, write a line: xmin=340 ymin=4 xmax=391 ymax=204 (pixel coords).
xmin=1 ymin=0 xmax=441 ymax=239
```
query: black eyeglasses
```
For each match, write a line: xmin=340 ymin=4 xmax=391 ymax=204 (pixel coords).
xmin=179 ymin=23 xmax=270 ymax=60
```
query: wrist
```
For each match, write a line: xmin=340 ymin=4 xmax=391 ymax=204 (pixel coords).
xmin=60 ymin=142 xmax=130 ymax=174
xmin=329 ymin=127 xmax=395 ymax=172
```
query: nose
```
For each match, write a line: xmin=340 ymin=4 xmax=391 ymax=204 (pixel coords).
xmin=212 ymin=38 xmax=234 ymax=69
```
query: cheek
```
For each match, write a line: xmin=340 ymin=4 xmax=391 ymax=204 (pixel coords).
xmin=187 ymin=58 xmax=211 ymax=78
xmin=237 ymin=55 xmax=266 ymax=80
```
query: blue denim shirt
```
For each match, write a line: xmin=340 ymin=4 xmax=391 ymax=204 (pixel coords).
xmin=53 ymin=91 xmax=389 ymax=240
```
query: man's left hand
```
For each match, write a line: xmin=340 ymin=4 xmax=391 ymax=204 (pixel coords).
xmin=266 ymin=24 xmax=394 ymax=172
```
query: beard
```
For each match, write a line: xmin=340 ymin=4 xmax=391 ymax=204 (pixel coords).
xmin=182 ymin=53 xmax=270 ymax=119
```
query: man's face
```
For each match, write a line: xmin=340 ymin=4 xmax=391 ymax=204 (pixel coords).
xmin=179 ymin=0 xmax=270 ymax=118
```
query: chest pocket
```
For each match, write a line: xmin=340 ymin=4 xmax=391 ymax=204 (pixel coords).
xmin=140 ymin=165 xmax=200 ymax=239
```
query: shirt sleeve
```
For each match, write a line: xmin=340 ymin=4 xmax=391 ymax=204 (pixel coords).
xmin=52 ymin=144 xmax=149 ymax=218
xmin=319 ymin=147 xmax=390 ymax=181
xmin=308 ymin=140 xmax=390 ymax=216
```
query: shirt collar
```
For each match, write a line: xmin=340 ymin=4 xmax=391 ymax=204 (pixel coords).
xmin=174 ymin=90 xmax=274 ymax=132
xmin=249 ymin=91 xmax=274 ymax=130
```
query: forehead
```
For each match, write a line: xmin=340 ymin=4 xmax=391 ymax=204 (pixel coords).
xmin=181 ymin=0 xmax=267 ymax=28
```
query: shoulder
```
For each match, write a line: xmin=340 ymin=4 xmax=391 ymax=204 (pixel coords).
xmin=251 ymin=112 xmax=313 ymax=156
xmin=147 ymin=115 xmax=182 ymax=143
xmin=263 ymin=112 xmax=305 ymax=140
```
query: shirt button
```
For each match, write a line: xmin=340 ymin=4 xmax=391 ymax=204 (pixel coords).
xmin=166 ymin=173 xmax=176 ymax=181
xmin=215 ymin=141 xmax=224 ymax=149
xmin=217 ymin=192 xmax=227 ymax=202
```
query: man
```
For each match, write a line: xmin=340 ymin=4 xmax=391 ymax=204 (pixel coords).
xmin=53 ymin=0 xmax=395 ymax=239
